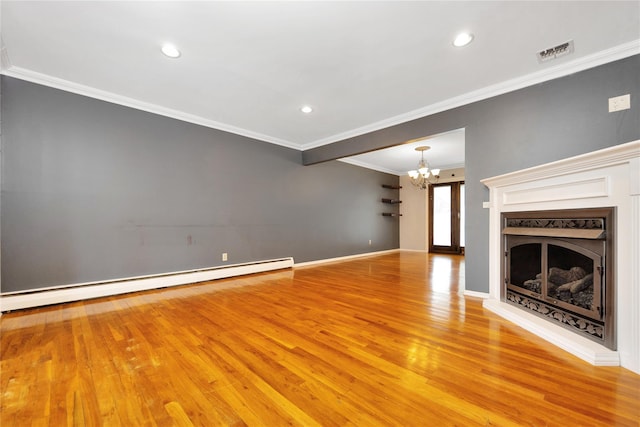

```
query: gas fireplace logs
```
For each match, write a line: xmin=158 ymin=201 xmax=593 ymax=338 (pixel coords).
xmin=522 ymin=266 xmax=593 ymax=309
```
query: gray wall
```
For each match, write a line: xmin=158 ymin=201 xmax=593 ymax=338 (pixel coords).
xmin=1 ymin=77 xmax=399 ymax=292
xmin=303 ymin=55 xmax=640 ymax=293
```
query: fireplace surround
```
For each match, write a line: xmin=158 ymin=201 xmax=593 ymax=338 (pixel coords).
xmin=481 ymin=140 xmax=639 ymax=374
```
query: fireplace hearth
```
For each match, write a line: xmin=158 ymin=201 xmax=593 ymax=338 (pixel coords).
xmin=502 ymin=208 xmax=614 ymax=349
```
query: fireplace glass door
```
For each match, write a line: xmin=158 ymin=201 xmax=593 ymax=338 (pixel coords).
xmin=507 ymin=237 xmax=603 ymax=321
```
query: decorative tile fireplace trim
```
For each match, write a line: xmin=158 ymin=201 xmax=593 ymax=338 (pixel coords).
xmin=481 ymin=140 xmax=639 ymax=374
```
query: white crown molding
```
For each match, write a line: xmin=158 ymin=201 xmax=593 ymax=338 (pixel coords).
xmin=300 ymin=39 xmax=640 ymax=150
xmin=0 ymin=66 xmax=301 ymax=150
xmin=2 ymin=40 xmax=638 ymax=152
xmin=339 ymin=157 xmax=466 ymax=176
xmin=338 ymin=157 xmax=403 ymax=176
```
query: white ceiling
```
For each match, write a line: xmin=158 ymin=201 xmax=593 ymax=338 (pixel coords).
xmin=1 ymin=1 xmax=639 ymax=174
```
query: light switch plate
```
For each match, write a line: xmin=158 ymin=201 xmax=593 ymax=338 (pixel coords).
xmin=609 ymin=94 xmax=631 ymax=112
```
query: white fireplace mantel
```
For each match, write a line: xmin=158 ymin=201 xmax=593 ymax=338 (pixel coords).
xmin=481 ymin=140 xmax=640 ymax=374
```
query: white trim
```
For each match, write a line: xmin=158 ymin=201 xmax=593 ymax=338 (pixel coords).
xmin=625 ymin=191 xmax=640 ymax=372
xmin=502 ymin=177 xmax=609 ymax=206
xmin=481 ymin=141 xmax=640 ymax=189
xmin=338 ymin=157 xmax=402 ymax=176
xmin=0 ymin=251 xmax=404 ymax=311
xmin=293 ymin=249 xmax=400 ymax=268
xmin=1 ymin=40 xmax=637 ymax=152
xmin=464 ymin=290 xmax=489 ymax=299
xmin=0 ymin=67 xmax=300 ymax=150
xmin=299 ymin=40 xmax=640 ymax=150
xmin=340 ymin=157 xmax=467 ymax=177
xmin=0 ymin=258 xmax=293 ymax=312
xmin=484 ymin=300 xmax=620 ymax=366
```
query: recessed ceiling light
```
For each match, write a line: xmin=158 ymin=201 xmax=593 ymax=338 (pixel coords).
xmin=453 ymin=32 xmax=474 ymax=47
xmin=161 ymin=43 xmax=181 ymax=58
xmin=300 ymin=105 xmax=313 ymax=114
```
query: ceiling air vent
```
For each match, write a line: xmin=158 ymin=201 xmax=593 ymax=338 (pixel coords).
xmin=537 ymin=40 xmax=574 ymax=63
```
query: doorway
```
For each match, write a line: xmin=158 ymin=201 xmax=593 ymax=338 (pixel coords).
xmin=429 ymin=181 xmax=465 ymax=254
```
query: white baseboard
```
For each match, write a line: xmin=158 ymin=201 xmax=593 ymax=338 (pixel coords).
xmin=483 ymin=299 xmax=619 ymax=366
xmin=464 ymin=290 xmax=490 ymax=299
xmin=293 ymin=249 xmax=400 ymax=267
xmin=1 ymin=249 xmax=401 ymax=312
xmin=0 ymin=258 xmax=293 ymax=312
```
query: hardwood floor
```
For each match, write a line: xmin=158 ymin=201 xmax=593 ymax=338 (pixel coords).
xmin=1 ymin=252 xmax=638 ymax=426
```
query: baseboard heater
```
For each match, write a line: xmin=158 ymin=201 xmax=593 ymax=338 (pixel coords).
xmin=0 ymin=257 xmax=294 ymax=312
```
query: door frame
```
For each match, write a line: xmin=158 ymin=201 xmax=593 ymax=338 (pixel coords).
xmin=429 ymin=181 xmax=464 ymax=254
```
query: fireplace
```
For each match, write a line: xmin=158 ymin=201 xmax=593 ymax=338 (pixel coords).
xmin=480 ymin=140 xmax=639 ymax=373
xmin=502 ymin=208 xmax=615 ymax=349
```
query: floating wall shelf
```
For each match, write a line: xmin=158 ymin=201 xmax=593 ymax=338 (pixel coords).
xmin=381 ymin=184 xmax=402 ymax=217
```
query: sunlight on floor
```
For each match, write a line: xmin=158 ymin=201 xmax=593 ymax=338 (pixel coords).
xmin=430 ymin=255 xmax=454 ymax=293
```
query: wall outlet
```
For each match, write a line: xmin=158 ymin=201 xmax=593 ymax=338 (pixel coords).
xmin=222 ymin=253 xmax=228 ymax=261
xmin=608 ymin=94 xmax=630 ymax=112
xmin=368 ymin=240 xmax=372 ymax=246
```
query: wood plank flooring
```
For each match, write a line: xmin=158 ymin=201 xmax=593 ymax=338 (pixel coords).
xmin=1 ymin=252 xmax=638 ymax=426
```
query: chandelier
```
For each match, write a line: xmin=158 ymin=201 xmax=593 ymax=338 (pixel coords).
xmin=408 ymin=146 xmax=440 ymax=189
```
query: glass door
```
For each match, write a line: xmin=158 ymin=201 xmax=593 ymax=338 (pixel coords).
xmin=429 ymin=182 xmax=464 ymax=254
